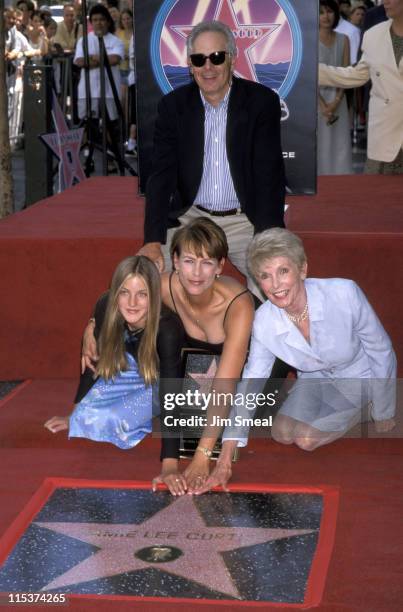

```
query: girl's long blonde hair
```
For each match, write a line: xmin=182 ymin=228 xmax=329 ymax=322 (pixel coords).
xmin=96 ymin=256 xmax=161 ymax=385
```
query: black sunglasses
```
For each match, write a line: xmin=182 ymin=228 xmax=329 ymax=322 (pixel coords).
xmin=189 ymin=51 xmax=229 ymax=67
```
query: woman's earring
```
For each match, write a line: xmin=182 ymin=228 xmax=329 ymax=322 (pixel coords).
xmin=216 ymin=274 xmax=220 ymax=279
xmin=175 ymin=269 xmax=179 ymax=275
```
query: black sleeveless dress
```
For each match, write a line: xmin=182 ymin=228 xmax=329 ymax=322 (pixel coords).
xmin=160 ymin=275 xmax=291 ymax=460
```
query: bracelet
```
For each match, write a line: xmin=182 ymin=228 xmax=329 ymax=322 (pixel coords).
xmin=196 ymin=446 xmax=213 ymax=458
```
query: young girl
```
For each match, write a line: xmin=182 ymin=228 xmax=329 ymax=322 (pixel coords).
xmin=44 ymin=255 xmax=164 ymax=448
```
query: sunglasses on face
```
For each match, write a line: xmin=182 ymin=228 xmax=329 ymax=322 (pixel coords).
xmin=189 ymin=50 xmax=229 ymax=67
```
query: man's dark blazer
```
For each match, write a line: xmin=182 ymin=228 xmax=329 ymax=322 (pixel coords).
xmin=363 ymin=4 xmax=387 ymax=32
xmin=144 ymin=76 xmax=285 ymax=244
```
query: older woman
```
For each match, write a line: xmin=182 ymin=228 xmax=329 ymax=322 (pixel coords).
xmin=199 ymin=228 xmax=397 ymax=493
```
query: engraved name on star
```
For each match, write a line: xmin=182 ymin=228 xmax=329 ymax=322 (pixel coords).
xmin=36 ymin=494 xmax=314 ymax=598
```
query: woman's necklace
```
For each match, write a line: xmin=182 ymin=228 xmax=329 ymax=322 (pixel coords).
xmin=183 ymin=291 xmax=203 ymax=327
xmin=285 ymin=302 xmax=309 ymax=324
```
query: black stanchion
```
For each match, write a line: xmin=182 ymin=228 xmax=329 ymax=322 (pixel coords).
xmin=23 ymin=64 xmax=53 ymax=206
xmin=98 ymin=36 xmax=108 ymax=176
xmin=97 ymin=36 xmax=135 ymax=176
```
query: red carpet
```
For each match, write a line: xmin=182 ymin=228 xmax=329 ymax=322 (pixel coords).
xmin=1 ymin=175 xmax=403 ymax=379
xmin=0 ymin=380 xmax=402 ymax=610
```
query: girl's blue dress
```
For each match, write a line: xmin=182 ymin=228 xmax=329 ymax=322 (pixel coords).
xmin=69 ymin=352 xmax=158 ymax=449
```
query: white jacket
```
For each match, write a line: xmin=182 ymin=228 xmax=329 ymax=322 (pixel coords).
xmin=223 ymin=278 xmax=396 ymax=445
xmin=319 ymin=20 xmax=403 ymax=162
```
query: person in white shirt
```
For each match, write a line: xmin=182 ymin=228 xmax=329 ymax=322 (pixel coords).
xmin=74 ymin=3 xmax=124 ymax=172
xmin=335 ymin=14 xmax=360 ymax=62
xmin=74 ymin=3 xmax=124 ymax=120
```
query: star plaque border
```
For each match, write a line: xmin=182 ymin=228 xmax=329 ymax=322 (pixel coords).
xmin=0 ymin=478 xmax=339 ymax=607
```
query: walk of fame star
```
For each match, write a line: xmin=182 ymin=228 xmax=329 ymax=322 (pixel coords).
xmin=40 ymin=92 xmax=85 ymax=191
xmin=187 ymin=358 xmax=218 ymax=395
xmin=35 ymin=494 xmax=314 ymax=598
xmin=172 ymin=0 xmax=280 ymax=82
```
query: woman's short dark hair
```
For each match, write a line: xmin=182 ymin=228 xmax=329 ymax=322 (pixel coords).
xmin=319 ymin=0 xmax=340 ymax=29
xmin=170 ymin=217 xmax=229 ymax=262
xmin=89 ymin=3 xmax=115 ymax=33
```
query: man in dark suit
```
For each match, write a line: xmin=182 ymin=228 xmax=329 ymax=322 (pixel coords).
xmin=363 ymin=2 xmax=387 ymax=31
xmin=138 ymin=20 xmax=285 ymax=296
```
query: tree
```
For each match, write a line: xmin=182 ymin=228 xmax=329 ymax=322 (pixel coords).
xmin=0 ymin=1 xmax=15 ymax=218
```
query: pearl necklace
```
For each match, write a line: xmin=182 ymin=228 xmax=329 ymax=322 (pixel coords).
xmin=285 ymin=302 xmax=309 ymax=324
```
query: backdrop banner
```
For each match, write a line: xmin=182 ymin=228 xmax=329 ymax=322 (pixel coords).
xmin=135 ymin=0 xmax=318 ymax=195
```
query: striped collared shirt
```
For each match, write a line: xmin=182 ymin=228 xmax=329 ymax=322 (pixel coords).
xmin=194 ymin=87 xmax=240 ymax=212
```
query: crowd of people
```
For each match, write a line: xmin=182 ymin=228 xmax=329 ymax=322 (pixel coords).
xmin=317 ymin=0 xmax=403 ymax=175
xmin=43 ymin=14 xmax=398 ymax=496
xmin=319 ymin=0 xmax=403 ymax=174
xmin=4 ymin=0 xmax=403 ymax=176
xmin=4 ymin=0 xmax=137 ymax=158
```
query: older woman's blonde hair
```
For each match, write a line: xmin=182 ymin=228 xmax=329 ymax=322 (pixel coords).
xmin=247 ymin=228 xmax=307 ymax=279
xmin=96 ymin=256 xmax=161 ymax=385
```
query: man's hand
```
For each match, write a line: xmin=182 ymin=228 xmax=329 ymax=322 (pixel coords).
xmin=137 ymin=242 xmax=165 ymax=272
xmin=374 ymin=417 xmax=396 ymax=433
xmin=81 ymin=320 xmax=99 ymax=373
xmin=89 ymin=56 xmax=100 ymax=68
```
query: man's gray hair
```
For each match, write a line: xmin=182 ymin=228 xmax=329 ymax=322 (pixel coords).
xmin=247 ymin=228 xmax=307 ymax=279
xmin=186 ymin=20 xmax=237 ymax=56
